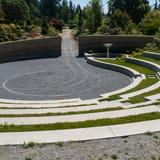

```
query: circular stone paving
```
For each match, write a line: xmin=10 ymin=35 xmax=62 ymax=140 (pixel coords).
xmin=0 ymin=56 xmax=131 ymax=100
xmin=0 ymin=30 xmax=131 ymax=100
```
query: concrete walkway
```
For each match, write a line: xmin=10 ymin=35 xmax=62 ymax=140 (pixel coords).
xmin=0 ymin=119 xmax=160 ymax=145
xmin=0 ymin=106 xmax=159 ymax=125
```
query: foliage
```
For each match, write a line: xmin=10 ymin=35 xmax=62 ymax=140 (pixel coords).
xmin=97 ymin=24 xmax=110 ymax=34
xmin=84 ymin=0 xmax=103 ymax=33
xmin=130 ymin=48 xmax=144 ymax=57
xmin=49 ymin=18 xmax=64 ymax=31
xmin=0 ymin=23 xmax=24 ymax=42
xmin=40 ymin=0 xmax=61 ymax=18
xmin=48 ymin=27 xmax=58 ymax=37
xmin=61 ymin=0 xmax=69 ymax=23
xmin=144 ymin=30 xmax=160 ymax=52
xmin=77 ymin=9 xmax=83 ymax=34
xmin=25 ymin=0 xmax=40 ymax=19
xmin=1 ymin=0 xmax=29 ymax=23
xmin=140 ymin=11 xmax=160 ymax=35
xmin=109 ymin=10 xmax=136 ymax=34
xmin=108 ymin=0 xmax=150 ymax=23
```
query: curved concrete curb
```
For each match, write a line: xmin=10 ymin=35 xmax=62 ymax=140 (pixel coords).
xmin=0 ymin=98 xmax=82 ymax=105
xmin=0 ymin=119 xmax=160 ymax=145
xmin=0 ymin=99 xmax=98 ymax=109
xmin=0 ymin=105 xmax=159 ymax=125
xmin=85 ymin=56 xmax=143 ymax=98
xmin=143 ymin=51 xmax=160 ymax=59
xmin=86 ymin=57 xmax=141 ymax=78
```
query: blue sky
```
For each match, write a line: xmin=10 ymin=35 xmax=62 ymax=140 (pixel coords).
xmin=72 ymin=0 xmax=155 ymax=12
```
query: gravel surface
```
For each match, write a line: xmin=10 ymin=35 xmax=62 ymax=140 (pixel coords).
xmin=0 ymin=132 xmax=160 ymax=160
xmin=0 ymin=29 xmax=131 ymax=100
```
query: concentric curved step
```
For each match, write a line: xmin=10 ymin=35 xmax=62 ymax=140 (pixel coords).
xmin=0 ymin=106 xmax=159 ymax=125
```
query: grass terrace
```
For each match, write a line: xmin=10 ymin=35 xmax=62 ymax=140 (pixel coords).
xmin=0 ymin=112 xmax=159 ymax=132
xmin=136 ymin=55 xmax=160 ymax=65
xmin=0 ymin=107 xmax=122 ymax=118
xmin=97 ymin=58 xmax=159 ymax=101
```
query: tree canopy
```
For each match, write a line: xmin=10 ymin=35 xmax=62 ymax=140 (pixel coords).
xmin=108 ymin=0 xmax=150 ymax=23
xmin=1 ymin=0 xmax=29 ymax=22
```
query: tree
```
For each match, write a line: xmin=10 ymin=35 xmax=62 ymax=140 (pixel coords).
xmin=0 ymin=1 xmax=4 ymax=19
xmin=77 ymin=9 xmax=83 ymax=33
xmin=61 ymin=0 xmax=69 ymax=23
xmin=108 ymin=0 xmax=150 ymax=23
xmin=25 ymin=0 xmax=40 ymax=19
xmin=110 ymin=10 xmax=134 ymax=31
xmin=84 ymin=0 xmax=103 ymax=33
xmin=141 ymin=11 xmax=160 ymax=35
xmin=1 ymin=0 xmax=29 ymax=22
xmin=69 ymin=0 xmax=75 ymax=22
xmin=40 ymin=0 xmax=61 ymax=18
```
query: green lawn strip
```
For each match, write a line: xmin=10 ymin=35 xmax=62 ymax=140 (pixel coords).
xmin=97 ymin=59 xmax=158 ymax=101
xmin=0 ymin=107 xmax=122 ymax=118
xmin=128 ymin=88 xmax=160 ymax=104
xmin=98 ymin=59 xmax=156 ymax=75
xmin=136 ymin=56 xmax=160 ymax=65
xmin=0 ymin=112 xmax=160 ymax=132
xmin=119 ymin=78 xmax=158 ymax=95
xmin=99 ymin=95 xmax=121 ymax=102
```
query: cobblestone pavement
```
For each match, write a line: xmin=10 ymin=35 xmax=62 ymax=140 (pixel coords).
xmin=0 ymin=29 xmax=131 ymax=100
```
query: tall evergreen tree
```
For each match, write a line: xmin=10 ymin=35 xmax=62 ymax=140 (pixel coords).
xmin=40 ymin=0 xmax=61 ymax=18
xmin=61 ymin=0 xmax=69 ymax=23
xmin=1 ymin=0 xmax=29 ymax=22
xmin=25 ymin=0 xmax=40 ymax=18
xmin=85 ymin=0 xmax=103 ymax=33
xmin=108 ymin=0 xmax=150 ymax=23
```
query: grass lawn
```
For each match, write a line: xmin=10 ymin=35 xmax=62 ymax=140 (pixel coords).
xmin=97 ymin=59 xmax=158 ymax=101
xmin=0 ymin=107 xmax=122 ymax=117
xmin=136 ymin=56 xmax=160 ymax=65
xmin=0 ymin=112 xmax=159 ymax=132
xmin=128 ymin=87 xmax=160 ymax=104
xmin=98 ymin=59 xmax=156 ymax=75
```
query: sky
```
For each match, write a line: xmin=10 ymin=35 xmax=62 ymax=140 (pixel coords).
xmin=72 ymin=0 xmax=155 ymax=12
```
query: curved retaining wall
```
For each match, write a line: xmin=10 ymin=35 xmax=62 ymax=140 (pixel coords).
xmin=143 ymin=51 xmax=160 ymax=59
xmin=79 ymin=35 xmax=154 ymax=56
xmin=86 ymin=57 xmax=140 ymax=78
xmin=126 ymin=57 xmax=160 ymax=73
xmin=0 ymin=37 xmax=61 ymax=62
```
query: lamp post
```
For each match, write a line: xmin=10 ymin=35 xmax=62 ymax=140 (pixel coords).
xmin=104 ymin=43 xmax=113 ymax=58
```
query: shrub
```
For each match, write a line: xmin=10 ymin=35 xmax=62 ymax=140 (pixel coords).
xmin=140 ymin=11 xmax=160 ymax=35
xmin=32 ymin=18 xmax=42 ymax=26
xmin=48 ymin=27 xmax=58 ymax=37
xmin=41 ymin=27 xmax=48 ymax=35
xmin=0 ymin=23 xmax=23 ymax=42
xmin=109 ymin=10 xmax=135 ymax=33
xmin=131 ymin=48 xmax=144 ymax=57
xmin=97 ymin=24 xmax=110 ymax=34
xmin=144 ymin=36 xmax=160 ymax=53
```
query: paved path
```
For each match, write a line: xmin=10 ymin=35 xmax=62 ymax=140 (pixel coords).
xmin=0 ymin=29 xmax=131 ymax=100
xmin=0 ymin=119 xmax=160 ymax=145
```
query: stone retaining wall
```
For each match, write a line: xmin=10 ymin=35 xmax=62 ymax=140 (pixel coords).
xmin=79 ymin=35 xmax=154 ymax=56
xmin=0 ymin=37 xmax=61 ymax=62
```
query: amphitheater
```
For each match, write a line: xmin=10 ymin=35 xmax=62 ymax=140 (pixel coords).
xmin=0 ymin=29 xmax=159 ymax=145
